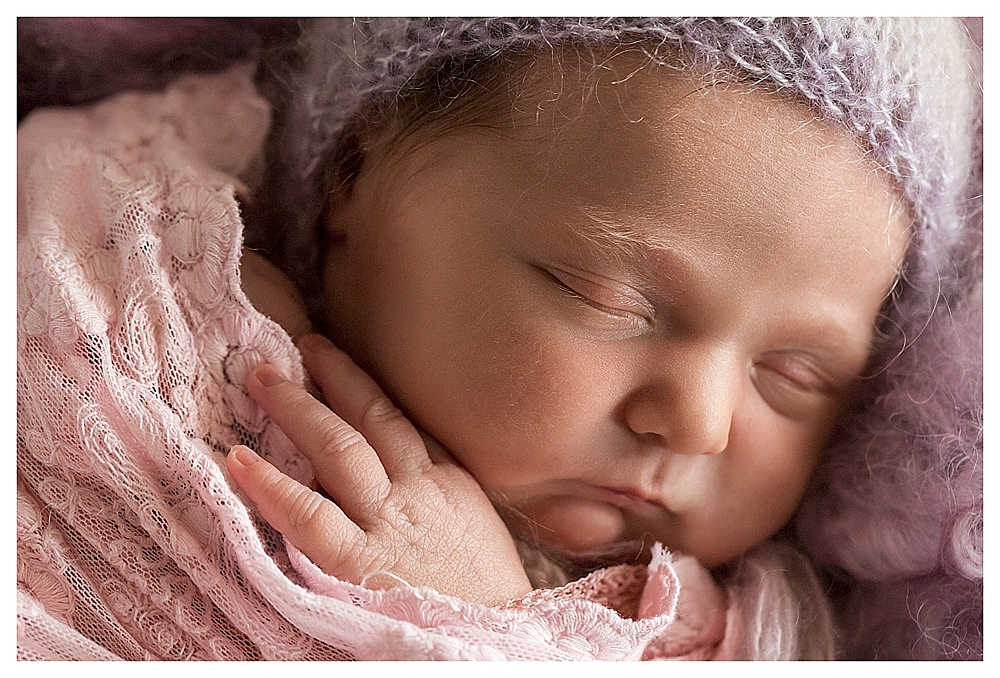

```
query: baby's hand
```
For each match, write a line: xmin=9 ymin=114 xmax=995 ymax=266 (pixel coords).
xmin=226 ymin=334 xmax=533 ymax=606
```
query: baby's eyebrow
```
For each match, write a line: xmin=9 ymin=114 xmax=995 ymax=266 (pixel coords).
xmin=571 ymin=207 xmax=677 ymax=261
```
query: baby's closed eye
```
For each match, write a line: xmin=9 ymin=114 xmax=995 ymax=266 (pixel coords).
xmin=751 ymin=351 xmax=845 ymax=418
xmin=542 ymin=264 xmax=655 ymax=327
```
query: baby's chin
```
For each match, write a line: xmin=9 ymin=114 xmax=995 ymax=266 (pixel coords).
xmin=500 ymin=495 xmax=659 ymax=561
xmin=496 ymin=498 xmax=663 ymax=578
xmin=527 ymin=496 xmax=626 ymax=552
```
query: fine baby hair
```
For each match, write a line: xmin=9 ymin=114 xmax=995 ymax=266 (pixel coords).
xmin=16 ymin=17 xmax=982 ymax=661
xmin=247 ymin=17 xmax=982 ymax=659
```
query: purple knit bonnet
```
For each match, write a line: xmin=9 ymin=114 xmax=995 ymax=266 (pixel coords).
xmin=287 ymin=18 xmax=979 ymax=282
xmin=276 ymin=18 xmax=982 ymax=659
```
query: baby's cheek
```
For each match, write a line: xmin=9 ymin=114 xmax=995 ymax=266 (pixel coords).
xmin=461 ymin=336 xmax=561 ymax=457
xmin=439 ymin=319 xmax=587 ymax=482
xmin=730 ymin=422 xmax=824 ymax=531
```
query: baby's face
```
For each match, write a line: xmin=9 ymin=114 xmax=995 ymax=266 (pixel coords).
xmin=322 ymin=57 xmax=908 ymax=566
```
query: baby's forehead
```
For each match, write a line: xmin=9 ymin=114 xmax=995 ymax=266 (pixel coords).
xmin=370 ymin=47 xmax=908 ymax=293
xmin=516 ymin=52 xmax=834 ymax=137
xmin=494 ymin=59 xmax=888 ymax=198
xmin=498 ymin=52 xmax=872 ymax=185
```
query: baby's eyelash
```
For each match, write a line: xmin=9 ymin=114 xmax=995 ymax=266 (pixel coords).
xmin=751 ymin=353 xmax=841 ymax=418
xmin=757 ymin=356 xmax=827 ymax=391
xmin=544 ymin=266 xmax=655 ymax=324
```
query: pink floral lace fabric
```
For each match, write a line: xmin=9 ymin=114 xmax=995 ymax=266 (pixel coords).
xmin=16 ymin=67 xmax=728 ymax=661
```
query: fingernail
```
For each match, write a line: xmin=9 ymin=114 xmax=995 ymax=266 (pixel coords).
xmin=231 ymin=445 xmax=259 ymax=466
xmin=254 ymin=363 xmax=286 ymax=388
xmin=297 ymin=333 xmax=332 ymax=353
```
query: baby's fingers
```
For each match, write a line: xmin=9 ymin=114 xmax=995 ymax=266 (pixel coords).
xmin=298 ymin=334 xmax=430 ymax=477
xmin=227 ymin=445 xmax=361 ymax=573
xmin=245 ymin=364 xmax=392 ymax=522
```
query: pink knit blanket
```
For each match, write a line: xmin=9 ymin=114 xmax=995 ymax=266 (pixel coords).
xmin=16 ymin=67 xmax=730 ymax=660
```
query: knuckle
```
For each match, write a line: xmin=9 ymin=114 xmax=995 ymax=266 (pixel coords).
xmin=359 ymin=394 xmax=405 ymax=430
xmin=315 ymin=415 xmax=369 ymax=459
xmin=281 ymin=485 xmax=328 ymax=536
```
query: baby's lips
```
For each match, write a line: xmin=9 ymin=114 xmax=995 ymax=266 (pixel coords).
xmin=593 ymin=485 xmax=665 ymax=518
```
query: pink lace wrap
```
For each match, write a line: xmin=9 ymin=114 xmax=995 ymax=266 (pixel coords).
xmin=16 ymin=67 xmax=729 ymax=661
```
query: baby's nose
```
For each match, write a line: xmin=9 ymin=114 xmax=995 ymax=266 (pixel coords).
xmin=622 ymin=348 xmax=737 ymax=456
